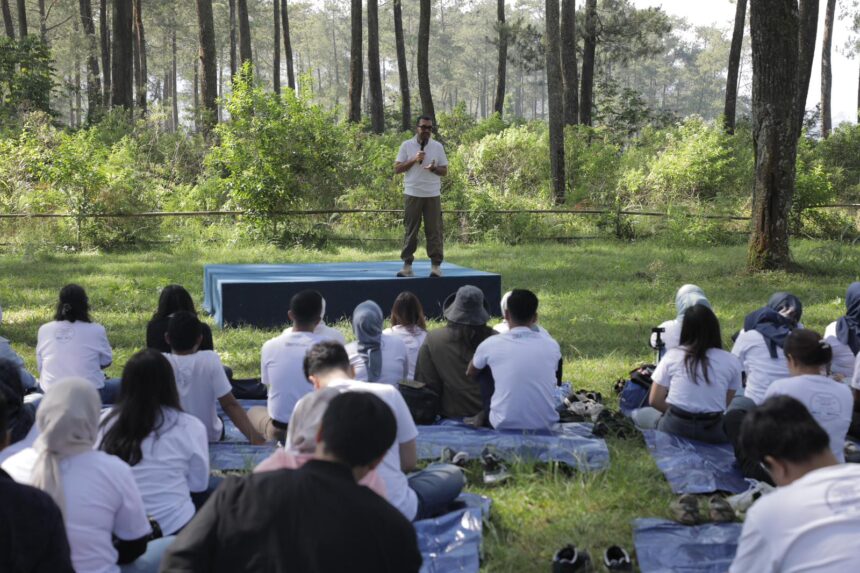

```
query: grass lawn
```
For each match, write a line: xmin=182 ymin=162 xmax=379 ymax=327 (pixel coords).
xmin=2 ymin=238 xmax=858 ymax=571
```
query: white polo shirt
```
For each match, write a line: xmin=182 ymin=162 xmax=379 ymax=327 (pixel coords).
xmin=472 ymin=326 xmax=561 ymax=430
xmin=163 ymin=351 xmax=233 ymax=441
xmin=346 ymin=334 xmax=410 ymax=386
xmin=731 ymin=329 xmax=790 ymax=405
xmin=396 ymin=136 xmax=448 ymax=197
xmin=652 ymin=347 xmax=742 ymax=413
xmin=823 ymin=321 xmax=856 ymax=380
xmin=383 ymin=325 xmax=427 ymax=380
xmin=36 ymin=320 xmax=113 ymax=391
xmin=261 ymin=330 xmax=329 ymax=423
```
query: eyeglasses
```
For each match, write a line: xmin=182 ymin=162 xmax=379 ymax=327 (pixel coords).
xmin=417 ymin=125 xmax=433 ymax=130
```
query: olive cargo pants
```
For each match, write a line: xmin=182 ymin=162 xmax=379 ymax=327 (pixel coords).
xmin=401 ymin=195 xmax=443 ymax=266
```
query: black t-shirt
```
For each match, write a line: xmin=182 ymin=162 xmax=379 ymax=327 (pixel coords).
xmin=146 ymin=316 xmax=215 ymax=353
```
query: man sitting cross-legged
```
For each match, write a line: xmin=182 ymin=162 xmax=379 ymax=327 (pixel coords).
xmin=298 ymin=341 xmax=465 ymax=521
xmin=467 ymin=289 xmax=562 ymax=430
xmin=729 ymin=395 xmax=860 ymax=573
xmin=163 ymin=311 xmax=264 ymax=445
xmin=160 ymin=391 xmax=422 ymax=573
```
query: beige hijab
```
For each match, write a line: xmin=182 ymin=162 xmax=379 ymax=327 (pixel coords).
xmin=31 ymin=377 xmax=101 ymax=517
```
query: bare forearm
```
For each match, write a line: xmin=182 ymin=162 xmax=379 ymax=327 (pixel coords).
xmin=394 ymin=160 xmax=416 ymax=174
xmin=224 ymin=402 xmax=265 ymax=444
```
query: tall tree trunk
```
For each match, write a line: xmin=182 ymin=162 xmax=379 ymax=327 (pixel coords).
xmin=561 ymin=0 xmax=578 ymax=125
xmin=748 ymin=0 xmax=799 ymax=271
xmin=330 ymin=6 xmax=339 ymax=106
xmin=795 ymin=0 xmax=819 ymax=135
xmin=821 ymin=0 xmax=836 ymax=138
xmin=196 ymin=0 xmax=217 ymax=131
xmin=580 ymin=0 xmax=596 ymax=125
xmin=79 ymin=0 xmax=101 ymax=122
xmin=494 ymin=0 xmax=507 ymax=116
xmin=857 ymin=58 xmax=860 ymax=124
xmin=193 ymin=58 xmax=199 ymax=131
xmin=237 ymin=0 xmax=252 ymax=66
xmin=367 ymin=0 xmax=384 ymax=132
xmin=100 ymin=0 xmax=110 ymax=105
xmin=171 ymin=26 xmax=178 ymax=129
xmin=1 ymin=0 xmax=13 ymax=39
xmin=272 ymin=0 xmax=280 ymax=93
xmin=723 ymin=0 xmax=746 ymax=134
xmin=347 ymin=0 xmax=362 ymax=123
xmin=545 ymin=0 xmax=565 ymax=204
xmin=132 ymin=0 xmax=146 ymax=113
xmin=111 ymin=0 xmax=133 ymax=110
xmin=281 ymin=0 xmax=294 ymax=89
xmin=229 ymin=0 xmax=237 ymax=77
xmin=37 ymin=0 xmax=45 ymax=41
xmin=418 ymin=0 xmax=434 ymax=122
xmin=15 ymin=0 xmax=26 ymax=37
xmin=393 ymin=0 xmax=411 ymax=131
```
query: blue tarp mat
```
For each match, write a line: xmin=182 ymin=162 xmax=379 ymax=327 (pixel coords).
xmin=633 ymin=518 xmax=742 ymax=573
xmin=415 ymin=493 xmax=491 ymax=573
xmin=416 ymin=420 xmax=609 ymax=471
xmin=642 ymin=430 xmax=746 ymax=494
xmin=209 ymin=443 xmax=277 ymax=471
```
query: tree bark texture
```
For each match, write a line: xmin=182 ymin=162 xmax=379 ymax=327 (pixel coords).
xmin=418 ymin=0 xmax=435 ymax=122
xmin=821 ymin=0 xmax=836 ymax=137
xmin=132 ymin=0 xmax=146 ymax=113
xmin=171 ymin=26 xmax=178 ymax=129
xmin=281 ymin=0 xmax=295 ymax=89
xmin=795 ymin=0 xmax=818 ymax=135
xmin=79 ymin=0 xmax=101 ymax=122
xmin=100 ymin=0 xmax=110 ymax=105
xmin=723 ymin=0 xmax=746 ymax=134
xmin=111 ymin=0 xmax=133 ymax=110
xmin=561 ymin=0 xmax=578 ymax=125
xmin=545 ymin=0 xmax=565 ymax=204
xmin=367 ymin=0 xmax=384 ymax=132
xmin=580 ymin=0 xmax=596 ymax=125
xmin=37 ymin=0 xmax=45 ymax=41
xmin=273 ymin=0 xmax=280 ymax=93
xmin=493 ymin=0 xmax=507 ymax=116
xmin=347 ymin=0 xmax=362 ymax=123
xmin=393 ymin=0 xmax=411 ymax=131
xmin=748 ymin=0 xmax=799 ymax=271
xmin=237 ymin=0 xmax=252 ymax=66
xmin=1 ymin=0 xmax=13 ymax=39
xmin=229 ymin=0 xmax=237 ymax=77
xmin=195 ymin=0 xmax=217 ymax=131
xmin=15 ymin=0 xmax=25 ymax=37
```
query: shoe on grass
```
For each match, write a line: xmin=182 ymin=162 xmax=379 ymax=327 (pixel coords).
xmin=480 ymin=447 xmax=511 ymax=485
xmin=440 ymin=447 xmax=469 ymax=468
xmin=396 ymin=264 xmax=414 ymax=277
xmin=552 ymin=544 xmax=593 ymax=573
xmin=670 ymin=494 xmax=701 ymax=525
xmin=440 ymin=447 xmax=456 ymax=464
xmin=727 ymin=480 xmax=774 ymax=515
xmin=602 ymin=545 xmax=632 ymax=571
xmin=708 ymin=495 xmax=736 ymax=523
xmin=430 ymin=263 xmax=442 ymax=277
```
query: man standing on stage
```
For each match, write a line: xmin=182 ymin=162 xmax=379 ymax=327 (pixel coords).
xmin=394 ymin=115 xmax=448 ymax=278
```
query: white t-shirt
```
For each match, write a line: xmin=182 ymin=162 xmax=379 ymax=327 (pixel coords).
xmin=320 ymin=379 xmax=419 ymax=520
xmin=730 ymin=464 xmax=860 ymax=573
xmin=472 ymin=327 xmax=561 ymax=430
xmin=262 ymin=330 xmax=329 ymax=423
xmin=346 ymin=334 xmax=410 ymax=386
xmin=765 ymin=374 xmax=853 ymax=463
xmin=824 ymin=321 xmax=856 ymax=380
xmin=97 ymin=408 xmax=210 ymax=535
xmin=36 ymin=320 xmax=112 ymax=391
xmin=731 ymin=329 xmax=790 ymax=405
xmin=396 ymin=137 xmax=448 ymax=197
xmin=163 ymin=351 xmax=233 ymax=441
xmin=649 ymin=319 xmax=682 ymax=352
xmin=284 ymin=323 xmax=346 ymax=346
xmin=652 ymin=347 xmax=742 ymax=413
xmin=2 ymin=449 xmax=151 ymax=573
xmin=493 ymin=321 xmax=550 ymax=337
xmin=383 ymin=325 xmax=427 ymax=380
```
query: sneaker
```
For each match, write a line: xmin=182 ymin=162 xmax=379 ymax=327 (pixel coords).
xmin=845 ymin=441 xmax=860 ymax=463
xmin=430 ymin=263 xmax=442 ymax=277
xmin=708 ymin=495 xmax=736 ymax=523
xmin=396 ymin=264 xmax=414 ymax=277
xmin=727 ymin=480 xmax=775 ymax=515
xmin=440 ymin=447 xmax=469 ymax=468
xmin=552 ymin=544 xmax=593 ymax=573
xmin=481 ymin=447 xmax=511 ymax=485
xmin=603 ymin=546 xmax=632 ymax=571
xmin=670 ymin=493 xmax=701 ymax=525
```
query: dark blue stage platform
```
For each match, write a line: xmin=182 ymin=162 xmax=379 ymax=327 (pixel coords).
xmin=203 ymin=261 xmax=502 ymax=328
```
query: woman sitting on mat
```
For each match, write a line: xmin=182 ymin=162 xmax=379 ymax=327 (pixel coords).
xmin=649 ymin=284 xmax=711 ymax=357
xmin=383 ymin=292 xmax=428 ymax=381
xmin=147 ymin=284 xmax=215 ymax=354
xmin=633 ymin=304 xmax=742 ymax=443
xmin=346 ymin=300 xmax=410 ymax=386
xmin=98 ymin=349 xmax=210 ymax=535
xmin=823 ymin=282 xmax=860 ymax=380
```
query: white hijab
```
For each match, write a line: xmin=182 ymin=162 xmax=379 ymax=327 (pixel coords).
xmin=31 ymin=377 xmax=101 ymax=517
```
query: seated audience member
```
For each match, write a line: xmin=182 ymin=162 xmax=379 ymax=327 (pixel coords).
xmin=1 ymin=378 xmax=170 ymax=573
xmin=0 ymin=309 xmax=37 ymax=390
xmin=163 ymin=312 xmax=264 ymax=444
xmin=494 ymin=291 xmax=551 ymax=336
xmin=730 ymin=292 xmax=803 ymax=408
xmin=146 ymin=285 xmax=214 ymax=354
xmin=649 ymin=284 xmax=711 ymax=354
xmin=346 ymin=300 xmax=409 ymax=386
xmin=248 ymin=290 xmax=335 ymax=442
xmin=161 ymin=391 xmax=423 ymax=572
xmin=36 ymin=284 xmax=118 ymax=403
xmin=254 ymin=386 xmax=387 ymax=497
xmin=824 ymin=282 xmax=860 ymax=380
xmin=415 ymin=286 xmax=496 ymax=419
xmin=0 ymin=392 xmax=75 ymax=573
xmin=729 ymin=396 xmax=860 ymax=573
xmin=763 ymin=329 xmax=852 ymax=462
xmin=284 ymin=293 xmax=347 ymax=345
xmin=301 ymin=341 xmax=464 ymax=520
xmin=0 ymin=358 xmax=35 ymax=445
xmin=98 ymin=349 xmax=209 ymax=535
xmin=632 ymin=305 xmax=742 ymax=443
xmin=467 ymin=289 xmax=562 ymax=430
xmin=384 ymin=291 xmax=428 ymax=380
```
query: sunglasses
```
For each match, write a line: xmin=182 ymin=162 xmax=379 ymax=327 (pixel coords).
xmin=417 ymin=125 xmax=433 ymax=130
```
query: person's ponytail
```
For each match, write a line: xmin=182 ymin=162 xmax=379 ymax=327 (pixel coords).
xmin=783 ymin=329 xmax=831 ymax=368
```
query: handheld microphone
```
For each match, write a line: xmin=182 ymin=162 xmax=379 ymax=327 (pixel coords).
xmin=419 ymin=140 xmax=426 ymax=164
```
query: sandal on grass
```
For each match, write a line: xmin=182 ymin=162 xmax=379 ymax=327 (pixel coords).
xmin=670 ymin=494 xmax=701 ymax=525
xmin=708 ymin=495 xmax=736 ymax=523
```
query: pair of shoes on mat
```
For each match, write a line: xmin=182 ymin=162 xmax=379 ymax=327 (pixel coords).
xmin=670 ymin=494 xmax=736 ymax=525
xmin=591 ymin=409 xmax=637 ymax=440
xmin=552 ymin=544 xmax=632 ymax=572
xmin=396 ymin=263 xmax=443 ymax=277
xmin=439 ymin=447 xmax=469 ymax=468
xmin=480 ymin=447 xmax=511 ymax=485
xmin=560 ymin=392 xmax=605 ymax=422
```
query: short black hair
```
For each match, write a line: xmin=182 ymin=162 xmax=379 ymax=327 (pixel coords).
xmin=320 ymin=392 xmax=397 ymax=467
xmin=784 ymin=328 xmax=832 ymax=368
xmin=303 ymin=341 xmax=351 ymax=379
xmin=739 ymin=395 xmax=830 ymax=466
xmin=290 ymin=290 xmax=323 ymax=327
xmin=167 ymin=311 xmax=203 ymax=352
xmin=416 ymin=114 xmax=433 ymax=126
xmin=506 ymin=289 xmax=539 ymax=323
